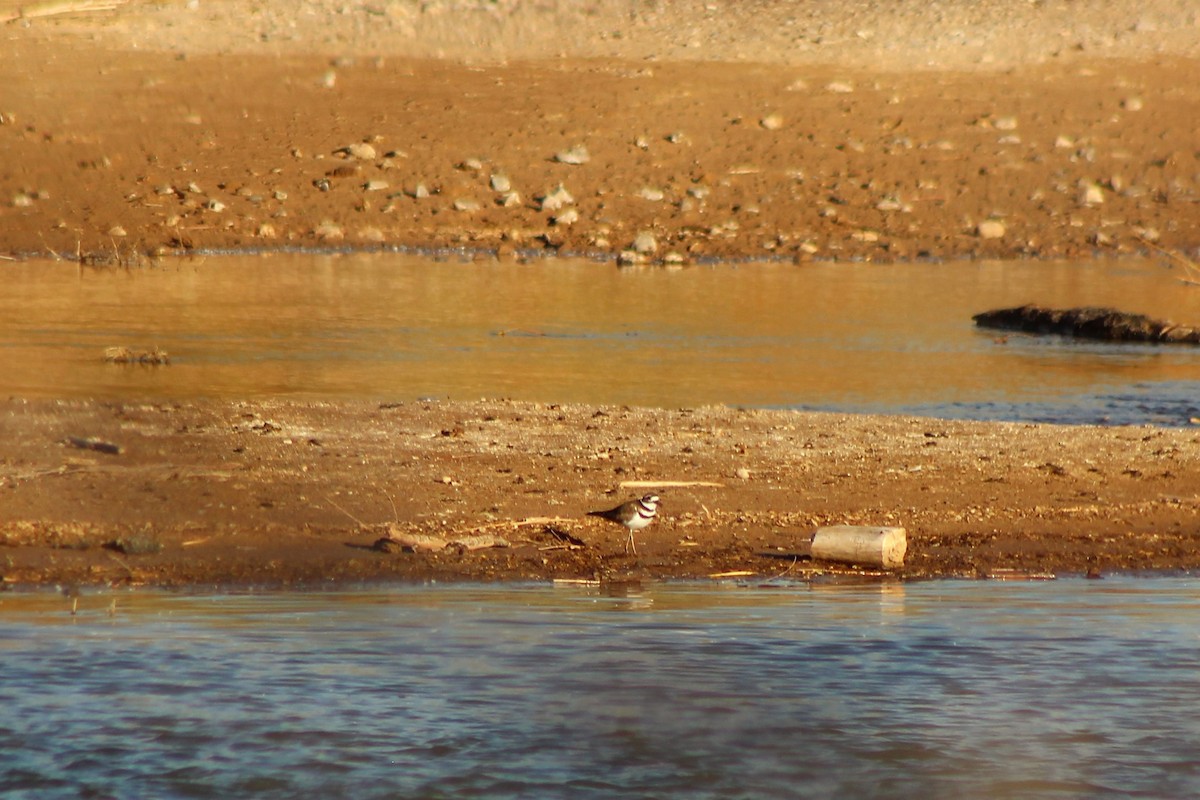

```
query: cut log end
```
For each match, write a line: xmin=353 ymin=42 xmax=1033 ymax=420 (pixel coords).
xmin=810 ymin=525 xmax=907 ymax=569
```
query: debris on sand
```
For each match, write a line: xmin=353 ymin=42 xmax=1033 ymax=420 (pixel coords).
xmin=104 ymin=346 xmax=170 ymax=364
xmin=64 ymin=435 xmax=122 ymax=455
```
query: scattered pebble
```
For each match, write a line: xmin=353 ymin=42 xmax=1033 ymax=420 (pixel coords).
xmin=826 ymin=81 xmax=854 ymax=93
xmin=637 ymin=187 xmax=665 ymax=202
xmin=977 ymin=219 xmax=1006 ymax=239
xmin=410 ymin=183 xmax=430 ymax=199
xmin=1122 ymin=96 xmax=1144 ymax=111
xmin=490 ymin=174 xmax=511 ymax=193
xmin=1079 ymin=182 xmax=1105 ymax=206
xmin=736 ymin=467 xmax=751 ymax=480
xmin=108 ymin=225 xmax=127 ymax=237
xmin=458 ymin=158 xmax=483 ymax=171
xmin=632 ymin=230 xmax=658 ymax=254
xmin=453 ymin=198 xmax=481 ymax=212
xmin=760 ymin=113 xmax=784 ymax=130
xmin=552 ymin=208 xmax=579 ymax=225
xmin=314 ymin=220 xmax=344 ymax=240
xmin=497 ymin=191 xmax=522 ymax=208
xmin=206 ymin=199 xmax=225 ymax=212
xmin=993 ymin=116 xmax=1019 ymax=131
xmin=363 ymin=180 xmax=389 ymax=192
xmin=340 ymin=142 xmax=377 ymax=160
xmin=554 ymin=144 xmax=590 ymax=165
xmin=539 ymin=184 xmax=574 ymax=212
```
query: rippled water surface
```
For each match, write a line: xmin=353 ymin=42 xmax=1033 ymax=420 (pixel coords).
xmin=3 ymin=578 xmax=1200 ymax=798
xmin=2 ymin=255 xmax=1198 ymax=424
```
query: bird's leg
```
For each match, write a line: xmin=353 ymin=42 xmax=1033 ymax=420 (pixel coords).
xmin=628 ymin=531 xmax=637 ymax=556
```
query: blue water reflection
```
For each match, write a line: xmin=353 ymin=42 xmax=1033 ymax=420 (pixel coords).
xmin=2 ymin=578 xmax=1199 ymax=798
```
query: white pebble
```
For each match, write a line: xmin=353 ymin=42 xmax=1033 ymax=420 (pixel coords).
xmin=977 ymin=219 xmax=1006 ymax=239
xmin=539 ymin=184 xmax=574 ymax=212
xmin=554 ymin=144 xmax=590 ymax=165
xmin=632 ymin=231 xmax=658 ymax=254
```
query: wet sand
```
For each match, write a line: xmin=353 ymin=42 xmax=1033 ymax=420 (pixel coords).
xmin=3 ymin=397 xmax=1199 ymax=588
xmin=2 ymin=0 xmax=1199 ymax=587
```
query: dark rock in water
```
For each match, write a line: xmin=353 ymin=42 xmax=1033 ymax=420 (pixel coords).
xmin=973 ymin=304 xmax=1200 ymax=344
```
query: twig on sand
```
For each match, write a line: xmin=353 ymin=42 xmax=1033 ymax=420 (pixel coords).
xmin=3 ymin=0 xmax=127 ymax=24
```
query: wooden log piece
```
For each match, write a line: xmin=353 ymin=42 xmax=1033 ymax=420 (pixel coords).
xmin=810 ymin=525 xmax=907 ymax=569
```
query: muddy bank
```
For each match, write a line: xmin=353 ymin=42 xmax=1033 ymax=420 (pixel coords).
xmin=2 ymin=398 xmax=1199 ymax=589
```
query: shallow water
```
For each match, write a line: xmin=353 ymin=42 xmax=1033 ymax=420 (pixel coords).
xmin=2 ymin=255 xmax=1198 ymax=424
xmin=2 ymin=577 xmax=1199 ymax=798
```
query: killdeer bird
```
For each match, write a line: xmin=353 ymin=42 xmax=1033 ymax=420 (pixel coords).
xmin=587 ymin=494 xmax=659 ymax=555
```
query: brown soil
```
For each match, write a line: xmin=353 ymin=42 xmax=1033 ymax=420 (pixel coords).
xmin=2 ymin=1 xmax=1199 ymax=589
xmin=3 ymin=398 xmax=1199 ymax=588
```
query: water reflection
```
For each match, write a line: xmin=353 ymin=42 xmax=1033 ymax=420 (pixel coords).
xmin=2 ymin=578 xmax=1199 ymax=798
xmin=1 ymin=255 xmax=1197 ymax=423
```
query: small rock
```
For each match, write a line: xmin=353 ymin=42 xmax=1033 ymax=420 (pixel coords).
xmin=687 ymin=185 xmax=710 ymax=200
xmin=363 ymin=180 xmax=389 ymax=192
xmin=666 ymin=131 xmax=686 ymax=144
xmin=760 ymin=113 xmax=784 ymax=130
xmin=617 ymin=250 xmax=644 ymax=266
xmin=632 ymin=230 xmax=658 ymax=254
xmin=206 ymin=199 xmax=225 ymax=212
xmin=554 ymin=144 xmax=590 ymax=165
xmin=107 ymin=225 xmax=127 ymax=237
xmin=341 ymin=142 xmax=377 ymax=160
xmin=490 ymin=174 xmax=511 ymax=193
xmin=410 ymin=183 xmax=430 ymax=199
xmin=552 ymin=208 xmax=579 ymax=225
xmin=993 ymin=116 xmax=1018 ymax=131
xmin=977 ymin=219 xmax=1006 ymax=239
xmin=1080 ymin=182 xmax=1105 ymax=206
xmin=826 ymin=81 xmax=855 ymax=93
xmin=257 ymin=222 xmax=277 ymax=238
xmin=458 ymin=158 xmax=483 ymax=172
xmin=273 ymin=190 xmax=288 ymax=201
xmin=1121 ymin=96 xmax=1144 ymax=111
xmin=735 ymin=467 xmax=751 ymax=480
xmin=497 ymin=191 xmax=522 ymax=208
xmin=539 ymin=184 xmax=575 ymax=212
xmin=453 ymin=198 xmax=481 ymax=212
xmin=637 ymin=187 xmax=665 ymax=202
xmin=314 ymin=220 xmax=344 ymax=240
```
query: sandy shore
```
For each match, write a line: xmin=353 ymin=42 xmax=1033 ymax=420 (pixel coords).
xmin=3 ymin=397 xmax=1199 ymax=588
xmin=2 ymin=1 xmax=1199 ymax=588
